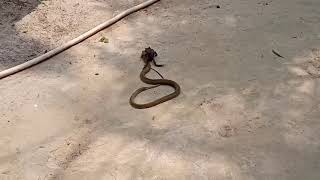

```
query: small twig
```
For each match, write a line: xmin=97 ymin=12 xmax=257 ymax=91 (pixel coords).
xmin=272 ymin=49 xmax=285 ymax=58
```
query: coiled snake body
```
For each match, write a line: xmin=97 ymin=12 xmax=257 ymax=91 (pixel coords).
xmin=129 ymin=47 xmax=181 ymax=109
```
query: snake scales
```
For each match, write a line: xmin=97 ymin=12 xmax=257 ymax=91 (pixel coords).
xmin=129 ymin=47 xmax=181 ymax=109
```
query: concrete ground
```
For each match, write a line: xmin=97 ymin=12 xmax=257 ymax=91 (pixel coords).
xmin=1 ymin=0 xmax=320 ymax=179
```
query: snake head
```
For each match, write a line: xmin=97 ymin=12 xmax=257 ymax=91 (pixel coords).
xmin=141 ymin=47 xmax=157 ymax=64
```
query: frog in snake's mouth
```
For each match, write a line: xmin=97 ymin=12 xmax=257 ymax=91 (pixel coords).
xmin=129 ymin=47 xmax=181 ymax=109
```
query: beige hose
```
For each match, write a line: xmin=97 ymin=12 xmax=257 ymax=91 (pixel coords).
xmin=0 ymin=0 xmax=160 ymax=79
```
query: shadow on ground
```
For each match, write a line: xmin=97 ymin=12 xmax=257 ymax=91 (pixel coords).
xmin=0 ymin=0 xmax=45 ymax=69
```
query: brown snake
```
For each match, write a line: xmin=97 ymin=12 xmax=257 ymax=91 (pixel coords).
xmin=129 ymin=47 xmax=181 ymax=109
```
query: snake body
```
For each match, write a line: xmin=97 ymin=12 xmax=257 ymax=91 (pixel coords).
xmin=129 ymin=48 xmax=181 ymax=109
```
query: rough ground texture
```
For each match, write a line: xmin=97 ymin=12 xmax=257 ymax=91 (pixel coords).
xmin=1 ymin=0 xmax=320 ymax=179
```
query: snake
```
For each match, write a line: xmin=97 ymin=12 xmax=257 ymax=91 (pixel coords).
xmin=129 ymin=47 xmax=181 ymax=109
